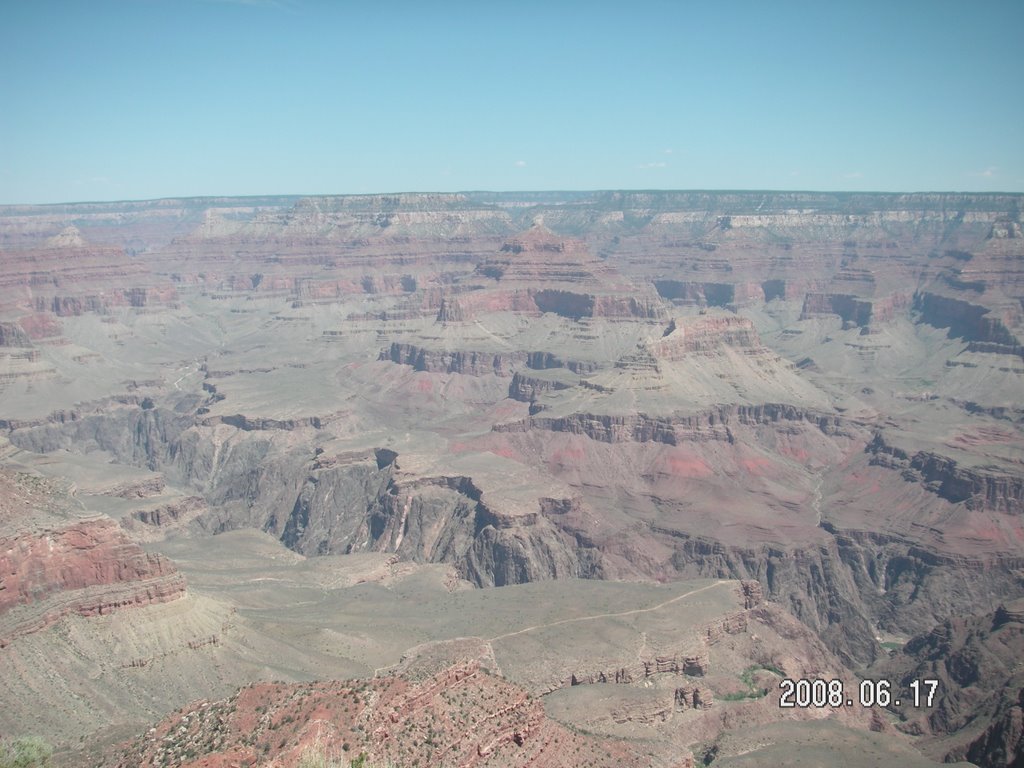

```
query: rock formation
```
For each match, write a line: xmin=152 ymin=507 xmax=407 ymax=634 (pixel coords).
xmin=0 ymin=470 xmax=186 ymax=648
xmin=109 ymin=662 xmax=652 ymax=768
xmin=0 ymin=190 xmax=1021 ymax=766
xmin=872 ymin=600 xmax=1024 ymax=766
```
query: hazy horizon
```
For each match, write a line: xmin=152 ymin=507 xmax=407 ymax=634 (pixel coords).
xmin=3 ymin=0 xmax=1022 ymax=204
xmin=5 ymin=186 xmax=1024 ymax=210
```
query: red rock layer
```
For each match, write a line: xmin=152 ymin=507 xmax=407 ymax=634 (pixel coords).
xmin=652 ymin=315 xmax=762 ymax=358
xmin=0 ymin=472 xmax=186 ymax=647
xmin=109 ymin=661 xmax=663 ymax=768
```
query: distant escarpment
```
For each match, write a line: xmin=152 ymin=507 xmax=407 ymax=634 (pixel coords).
xmin=654 ymin=280 xmax=770 ymax=308
xmin=494 ymin=404 xmax=850 ymax=446
xmin=914 ymin=292 xmax=1020 ymax=347
xmin=508 ymin=372 xmax=572 ymax=404
xmin=4 ymin=405 xmax=583 ymax=591
xmin=382 ymin=342 xmax=529 ymax=376
xmin=800 ymin=292 xmax=911 ymax=332
xmin=0 ymin=234 xmax=178 ymax=315
xmin=4 ymin=401 xmax=190 ymax=470
xmin=825 ymin=526 xmax=1024 ymax=645
xmin=652 ymin=315 xmax=763 ymax=356
xmin=867 ymin=433 xmax=1024 ymax=514
xmin=463 ymin=226 xmax=666 ymax=320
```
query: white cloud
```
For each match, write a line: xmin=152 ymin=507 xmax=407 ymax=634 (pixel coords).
xmin=844 ymin=171 xmax=864 ymax=179
xmin=515 ymin=160 xmax=527 ymax=167
xmin=663 ymin=149 xmax=673 ymax=155
xmin=638 ymin=162 xmax=668 ymax=169
xmin=969 ymin=166 xmax=997 ymax=178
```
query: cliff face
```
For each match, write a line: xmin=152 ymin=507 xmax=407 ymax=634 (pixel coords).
xmin=383 ymin=342 xmax=529 ymax=376
xmin=508 ymin=371 xmax=572 ymax=403
xmin=201 ymin=447 xmax=585 ymax=589
xmin=871 ymin=601 xmax=1024 ymax=767
xmin=0 ymin=471 xmax=186 ymax=648
xmin=652 ymin=315 xmax=762 ymax=356
xmin=914 ymin=292 xmax=1020 ymax=346
xmin=495 ymin=403 xmax=847 ymax=447
xmin=801 ymin=292 xmax=911 ymax=332
xmin=868 ymin=434 xmax=1024 ymax=514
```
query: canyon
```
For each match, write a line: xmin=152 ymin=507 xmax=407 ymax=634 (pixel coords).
xmin=0 ymin=190 xmax=1021 ymax=766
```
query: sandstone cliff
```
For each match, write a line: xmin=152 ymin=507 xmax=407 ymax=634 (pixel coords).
xmin=0 ymin=471 xmax=186 ymax=648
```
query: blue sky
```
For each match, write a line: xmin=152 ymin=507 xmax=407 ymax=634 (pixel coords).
xmin=2 ymin=0 xmax=1022 ymax=203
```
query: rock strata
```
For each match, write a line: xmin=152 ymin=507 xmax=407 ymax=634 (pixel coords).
xmin=0 ymin=472 xmax=187 ymax=648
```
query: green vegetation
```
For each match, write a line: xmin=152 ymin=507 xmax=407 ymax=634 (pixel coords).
xmin=720 ymin=665 xmax=776 ymax=701
xmin=881 ymin=641 xmax=903 ymax=651
xmin=0 ymin=737 xmax=53 ymax=768
xmin=297 ymin=747 xmax=397 ymax=768
xmin=719 ymin=690 xmax=764 ymax=701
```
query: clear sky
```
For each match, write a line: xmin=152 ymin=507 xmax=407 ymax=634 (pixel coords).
xmin=2 ymin=0 xmax=1022 ymax=204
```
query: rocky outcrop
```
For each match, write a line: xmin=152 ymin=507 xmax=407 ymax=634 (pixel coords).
xmin=122 ymin=496 xmax=209 ymax=542
xmin=204 ymin=413 xmax=328 ymax=431
xmin=109 ymin=661 xmax=650 ymax=768
xmin=382 ymin=342 xmax=527 ymax=376
xmin=495 ymin=404 xmax=849 ymax=446
xmin=914 ymin=292 xmax=1019 ymax=346
xmin=651 ymin=314 xmax=762 ymax=357
xmin=659 ymin=538 xmax=879 ymax=665
xmin=0 ymin=321 xmax=31 ymax=347
xmin=498 ymin=411 xmax=683 ymax=445
xmin=674 ymin=685 xmax=714 ymax=710
xmin=508 ymin=372 xmax=572 ymax=403
xmin=867 ymin=434 xmax=1024 ymax=513
xmin=826 ymin=523 xmax=1024 ymax=660
xmin=568 ymin=650 xmax=710 ymax=689
xmin=525 ymin=351 xmax=600 ymax=374
xmin=533 ymin=289 xmax=595 ymax=319
xmin=531 ymin=289 xmax=663 ymax=319
xmin=0 ymin=519 xmax=186 ymax=647
xmin=466 ymin=225 xmax=666 ymax=320
xmin=436 ymin=296 xmax=466 ymax=322
xmin=104 ymin=476 xmax=166 ymax=498
xmin=128 ymin=497 xmax=206 ymax=527
xmin=5 ymin=403 xmax=190 ymax=471
xmin=871 ymin=600 xmax=1024 ymax=767
xmin=800 ymin=292 xmax=910 ymax=331
xmin=655 ymin=280 xmax=738 ymax=306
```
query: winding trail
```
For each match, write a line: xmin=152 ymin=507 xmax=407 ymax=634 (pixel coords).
xmin=487 ymin=579 xmax=731 ymax=643
xmin=171 ymin=359 xmax=201 ymax=390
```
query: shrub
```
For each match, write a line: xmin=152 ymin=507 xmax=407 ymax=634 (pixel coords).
xmin=0 ymin=737 xmax=53 ymax=768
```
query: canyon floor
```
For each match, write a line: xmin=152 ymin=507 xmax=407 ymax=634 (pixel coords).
xmin=0 ymin=191 xmax=1021 ymax=767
